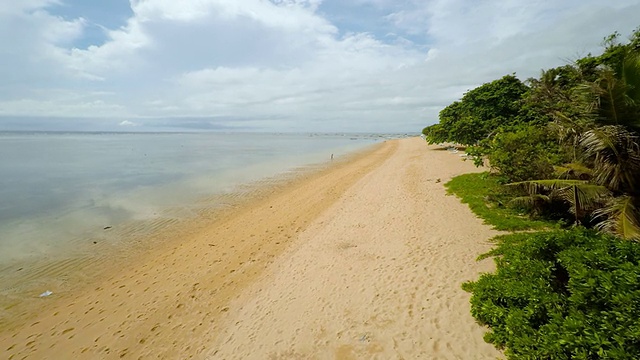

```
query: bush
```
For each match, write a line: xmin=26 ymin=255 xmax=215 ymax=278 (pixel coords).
xmin=464 ymin=229 xmax=640 ymax=359
xmin=487 ymin=125 xmax=563 ymax=183
xmin=445 ymin=172 xmax=553 ymax=231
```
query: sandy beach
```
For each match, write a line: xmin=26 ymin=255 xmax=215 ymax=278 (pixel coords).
xmin=2 ymin=137 xmax=502 ymax=359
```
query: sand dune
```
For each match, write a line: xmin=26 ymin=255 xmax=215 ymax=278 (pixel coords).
xmin=1 ymin=137 xmax=502 ymax=359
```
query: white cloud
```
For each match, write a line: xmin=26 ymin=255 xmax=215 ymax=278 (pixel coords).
xmin=1 ymin=0 xmax=639 ymax=132
xmin=0 ymin=3 xmax=85 ymax=92
xmin=119 ymin=120 xmax=138 ymax=126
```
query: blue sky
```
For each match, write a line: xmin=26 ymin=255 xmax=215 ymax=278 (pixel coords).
xmin=47 ymin=0 xmax=133 ymax=49
xmin=1 ymin=0 xmax=639 ymax=132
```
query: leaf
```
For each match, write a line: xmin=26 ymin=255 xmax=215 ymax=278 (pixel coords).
xmin=509 ymin=194 xmax=551 ymax=208
xmin=581 ymin=126 xmax=640 ymax=192
xmin=509 ymin=179 xmax=591 ymax=191
xmin=594 ymin=195 xmax=640 ymax=240
xmin=508 ymin=179 xmax=610 ymax=224
xmin=553 ymin=162 xmax=593 ymax=179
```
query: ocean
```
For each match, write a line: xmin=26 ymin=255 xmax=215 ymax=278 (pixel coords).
xmin=0 ymin=131 xmax=401 ymax=316
xmin=0 ymin=132 xmax=391 ymax=267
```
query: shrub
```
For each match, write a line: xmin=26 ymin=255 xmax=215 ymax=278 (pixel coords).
xmin=464 ymin=229 xmax=640 ymax=359
xmin=487 ymin=125 xmax=564 ymax=183
xmin=445 ymin=172 xmax=553 ymax=231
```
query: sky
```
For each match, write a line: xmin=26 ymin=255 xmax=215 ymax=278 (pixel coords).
xmin=0 ymin=0 xmax=639 ymax=133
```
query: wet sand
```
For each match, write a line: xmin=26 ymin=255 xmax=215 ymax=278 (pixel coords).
xmin=1 ymin=137 xmax=502 ymax=359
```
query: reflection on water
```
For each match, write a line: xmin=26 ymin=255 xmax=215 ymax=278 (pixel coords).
xmin=0 ymin=132 xmax=407 ymax=328
xmin=0 ymin=132 xmax=390 ymax=265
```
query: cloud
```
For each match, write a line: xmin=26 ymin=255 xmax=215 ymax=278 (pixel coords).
xmin=1 ymin=0 xmax=639 ymax=132
xmin=118 ymin=120 xmax=138 ymax=127
xmin=0 ymin=2 xmax=85 ymax=95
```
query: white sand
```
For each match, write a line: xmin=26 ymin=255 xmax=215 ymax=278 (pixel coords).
xmin=1 ymin=137 xmax=502 ymax=359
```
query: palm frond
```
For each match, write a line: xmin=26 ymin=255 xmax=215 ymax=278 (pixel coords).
xmin=581 ymin=126 xmax=640 ymax=192
xmin=594 ymin=195 xmax=640 ymax=240
xmin=559 ymin=183 xmax=610 ymax=215
xmin=508 ymin=179 xmax=590 ymax=191
xmin=581 ymin=126 xmax=621 ymax=156
xmin=553 ymin=162 xmax=593 ymax=179
xmin=509 ymin=179 xmax=610 ymax=224
xmin=509 ymin=194 xmax=551 ymax=208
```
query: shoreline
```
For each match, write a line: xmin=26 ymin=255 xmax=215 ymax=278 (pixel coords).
xmin=0 ymin=132 xmax=382 ymax=268
xmin=0 ymin=140 xmax=384 ymax=331
xmin=1 ymin=137 xmax=503 ymax=359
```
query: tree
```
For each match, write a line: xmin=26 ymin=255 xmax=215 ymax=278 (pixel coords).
xmin=509 ymin=179 xmax=609 ymax=226
xmin=422 ymin=123 xmax=449 ymax=144
xmin=435 ymin=75 xmax=530 ymax=145
xmin=515 ymin=50 xmax=640 ymax=239
xmin=487 ymin=125 xmax=562 ymax=182
xmin=578 ymin=50 xmax=640 ymax=239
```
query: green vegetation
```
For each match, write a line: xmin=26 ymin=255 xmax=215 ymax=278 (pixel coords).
xmin=423 ymin=75 xmax=532 ymax=147
xmin=445 ymin=173 xmax=552 ymax=231
xmin=486 ymin=124 xmax=564 ymax=182
xmin=428 ymin=27 xmax=640 ymax=240
xmin=427 ymin=27 xmax=640 ymax=359
xmin=463 ymin=229 xmax=640 ymax=359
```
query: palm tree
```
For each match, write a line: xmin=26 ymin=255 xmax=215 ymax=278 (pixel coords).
xmin=527 ymin=66 xmax=595 ymax=162
xmin=580 ymin=125 xmax=640 ymax=239
xmin=569 ymin=52 xmax=640 ymax=239
xmin=510 ymin=51 xmax=640 ymax=239
xmin=508 ymin=179 xmax=609 ymax=226
xmin=578 ymin=55 xmax=640 ymax=132
xmin=580 ymin=50 xmax=640 ymax=239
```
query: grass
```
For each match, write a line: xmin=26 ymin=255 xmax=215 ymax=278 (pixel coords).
xmin=445 ymin=172 xmax=555 ymax=231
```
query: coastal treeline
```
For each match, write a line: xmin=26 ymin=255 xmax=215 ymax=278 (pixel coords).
xmin=425 ymin=28 xmax=640 ymax=358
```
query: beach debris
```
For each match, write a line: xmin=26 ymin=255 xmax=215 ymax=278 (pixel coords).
xmin=39 ymin=290 xmax=53 ymax=298
xmin=103 ymin=226 xmax=112 ymax=230
xmin=436 ymin=178 xmax=441 ymax=183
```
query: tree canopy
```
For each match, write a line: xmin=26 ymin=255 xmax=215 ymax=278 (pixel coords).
xmin=423 ymin=26 xmax=640 ymax=240
xmin=436 ymin=27 xmax=640 ymax=360
xmin=424 ymin=75 xmax=529 ymax=145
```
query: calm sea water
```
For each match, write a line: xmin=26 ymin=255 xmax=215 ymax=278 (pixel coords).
xmin=0 ymin=132 xmax=387 ymax=266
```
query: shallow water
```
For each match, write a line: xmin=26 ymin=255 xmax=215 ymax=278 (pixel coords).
xmin=0 ymin=132 xmax=387 ymax=266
